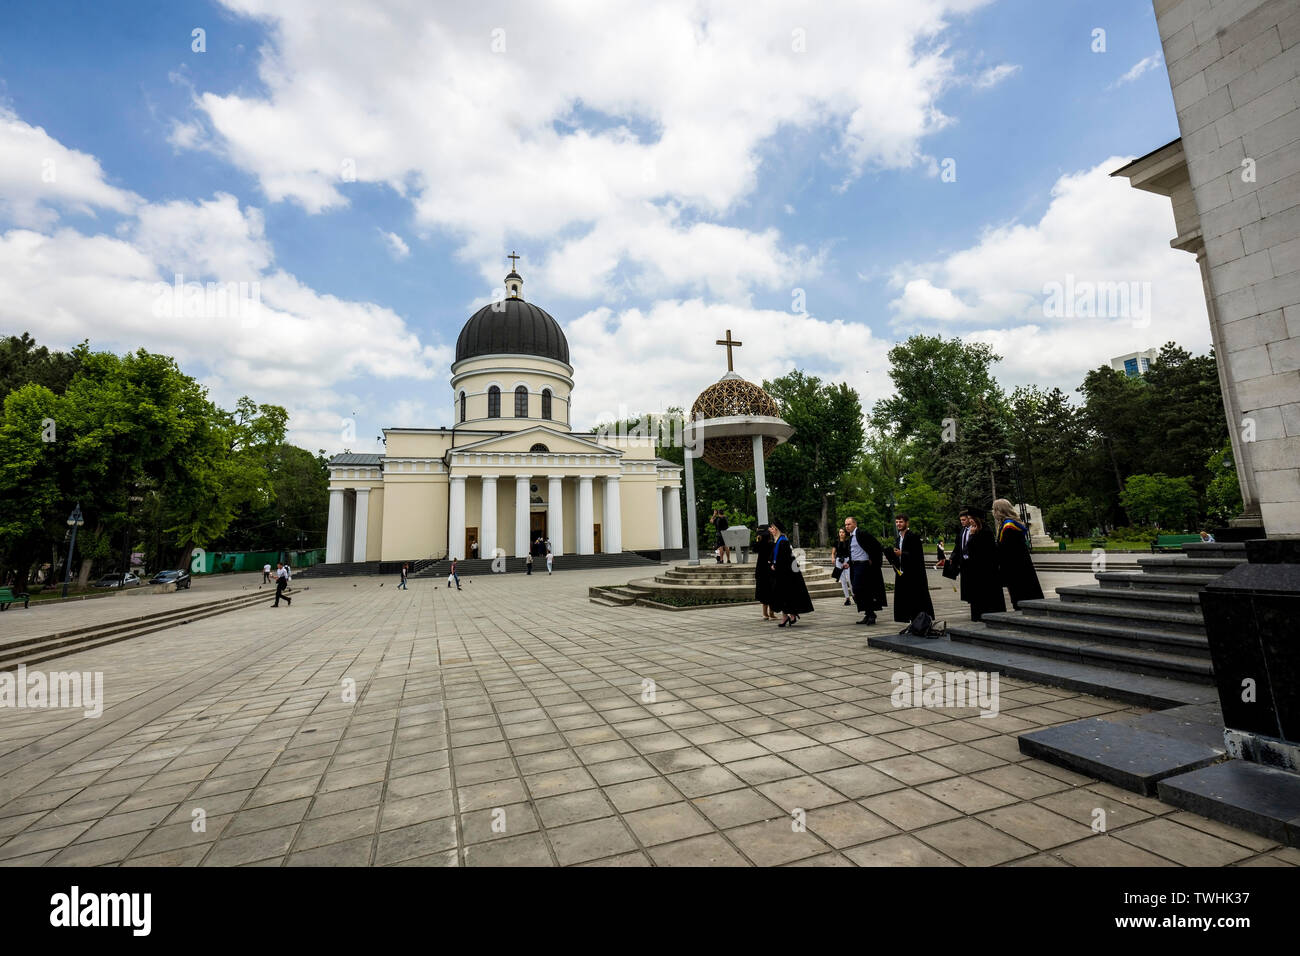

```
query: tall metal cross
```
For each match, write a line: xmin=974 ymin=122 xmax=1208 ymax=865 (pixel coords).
xmin=715 ymin=329 xmax=742 ymax=372
xmin=507 ymin=251 xmax=520 ymax=271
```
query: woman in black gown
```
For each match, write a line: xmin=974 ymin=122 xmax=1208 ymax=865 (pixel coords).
xmin=768 ymin=519 xmax=813 ymax=627
xmin=963 ymin=511 xmax=1007 ymax=622
xmin=992 ymin=498 xmax=1043 ymax=609
xmin=754 ymin=527 xmax=776 ymax=620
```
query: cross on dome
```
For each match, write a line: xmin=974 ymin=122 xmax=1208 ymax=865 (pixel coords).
xmin=715 ymin=329 xmax=743 ymax=372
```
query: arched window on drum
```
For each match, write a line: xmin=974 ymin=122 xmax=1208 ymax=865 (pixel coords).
xmin=515 ymin=386 xmax=528 ymax=418
xmin=487 ymin=386 xmax=501 ymax=418
xmin=541 ymin=388 xmax=552 ymax=420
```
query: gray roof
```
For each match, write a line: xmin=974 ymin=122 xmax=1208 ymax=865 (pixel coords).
xmin=656 ymin=458 xmax=682 ymax=468
xmin=330 ymin=453 xmax=383 ymax=466
xmin=456 ymin=297 xmax=569 ymax=364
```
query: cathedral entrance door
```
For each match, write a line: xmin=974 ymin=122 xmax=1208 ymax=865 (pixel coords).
xmin=530 ymin=512 xmax=546 ymax=543
xmin=593 ymin=524 xmax=601 ymax=554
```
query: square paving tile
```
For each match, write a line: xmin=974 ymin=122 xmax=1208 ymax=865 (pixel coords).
xmin=622 ymin=802 xmax=714 ymax=846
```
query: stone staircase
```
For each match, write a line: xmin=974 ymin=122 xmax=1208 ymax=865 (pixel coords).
xmin=417 ymin=551 xmax=665 ymax=578
xmin=941 ymin=541 xmax=1245 ymax=686
xmin=590 ymin=561 xmax=847 ymax=608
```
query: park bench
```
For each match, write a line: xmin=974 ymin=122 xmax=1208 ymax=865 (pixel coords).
xmin=1151 ymin=533 xmax=1201 ymax=552
xmin=0 ymin=587 xmax=31 ymax=610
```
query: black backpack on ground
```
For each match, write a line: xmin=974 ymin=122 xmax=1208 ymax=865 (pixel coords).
xmin=900 ymin=612 xmax=946 ymax=638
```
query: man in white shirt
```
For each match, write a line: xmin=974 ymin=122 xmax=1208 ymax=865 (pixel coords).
xmin=272 ymin=562 xmax=292 ymax=607
xmin=262 ymin=563 xmax=271 ymax=584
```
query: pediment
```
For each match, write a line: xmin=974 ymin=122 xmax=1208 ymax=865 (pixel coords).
xmin=451 ymin=426 xmax=621 ymax=457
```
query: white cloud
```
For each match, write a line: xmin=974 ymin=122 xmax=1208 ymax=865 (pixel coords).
xmin=564 ymin=298 xmax=892 ymax=430
xmin=380 ymin=230 xmax=409 ymax=260
xmin=0 ymin=106 xmax=139 ymax=227
xmin=177 ymin=0 xmax=992 ymax=299
xmin=973 ymin=63 xmax=1020 ymax=89
xmin=887 ymin=157 xmax=1211 ymax=386
xmin=132 ymin=193 xmax=273 ymax=279
xmin=0 ymin=104 xmax=447 ymax=453
xmin=1111 ymin=53 xmax=1164 ymax=89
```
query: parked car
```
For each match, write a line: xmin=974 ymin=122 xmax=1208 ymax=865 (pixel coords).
xmin=148 ymin=569 xmax=192 ymax=590
xmin=92 ymin=572 xmax=141 ymax=588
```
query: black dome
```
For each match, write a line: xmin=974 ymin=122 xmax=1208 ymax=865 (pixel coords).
xmin=455 ymin=298 xmax=570 ymax=365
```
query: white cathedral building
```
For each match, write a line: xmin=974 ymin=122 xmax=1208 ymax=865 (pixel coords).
xmin=324 ymin=263 xmax=685 ymax=564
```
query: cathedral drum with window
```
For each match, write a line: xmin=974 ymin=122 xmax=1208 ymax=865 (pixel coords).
xmin=324 ymin=260 xmax=685 ymax=564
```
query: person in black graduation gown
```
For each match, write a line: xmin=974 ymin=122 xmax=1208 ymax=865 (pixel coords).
xmin=942 ymin=508 xmax=971 ymax=605
xmin=963 ymin=511 xmax=1007 ymax=621
xmin=843 ymin=516 xmax=887 ymax=625
xmin=883 ymin=514 xmax=935 ymax=623
xmin=754 ymin=527 xmax=776 ymax=620
xmin=768 ymin=519 xmax=813 ymax=627
xmin=992 ymin=498 xmax=1043 ymax=609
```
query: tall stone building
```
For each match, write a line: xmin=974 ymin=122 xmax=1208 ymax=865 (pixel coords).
xmin=1124 ymin=0 xmax=1299 ymax=536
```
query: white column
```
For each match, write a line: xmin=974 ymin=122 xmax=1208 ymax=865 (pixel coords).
xmin=448 ymin=475 xmax=466 ymax=560
xmin=547 ymin=476 xmax=564 ymax=556
xmin=668 ymin=486 xmax=683 ymax=549
xmin=684 ymin=433 xmax=700 ymax=565
xmin=656 ymin=485 xmax=666 ymax=549
xmin=352 ymin=488 xmax=370 ymax=563
xmin=480 ymin=475 xmax=498 ymax=562
xmin=578 ymin=476 xmax=594 ymax=555
xmin=603 ymin=476 xmax=621 ymax=553
xmin=326 ymin=488 xmax=345 ymax=563
xmin=753 ymin=434 xmax=769 ymax=528
xmin=515 ymin=476 xmax=531 ymax=557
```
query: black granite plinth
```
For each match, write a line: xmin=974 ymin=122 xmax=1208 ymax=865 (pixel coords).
xmin=1158 ymin=760 xmax=1300 ymax=847
xmin=1213 ymin=525 xmax=1266 ymax=542
xmin=1245 ymin=538 xmax=1300 ymax=565
xmin=1019 ymin=718 xmax=1223 ymax=796
xmin=1200 ymin=562 xmax=1300 ymax=742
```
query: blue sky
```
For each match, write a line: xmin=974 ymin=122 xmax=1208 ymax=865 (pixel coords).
xmin=0 ymin=0 xmax=1207 ymax=453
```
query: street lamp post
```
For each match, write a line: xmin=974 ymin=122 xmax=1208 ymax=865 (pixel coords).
xmin=62 ymin=503 xmax=84 ymax=598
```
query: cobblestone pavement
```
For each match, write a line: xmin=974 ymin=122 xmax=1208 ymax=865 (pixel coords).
xmin=0 ymin=567 xmax=1293 ymax=867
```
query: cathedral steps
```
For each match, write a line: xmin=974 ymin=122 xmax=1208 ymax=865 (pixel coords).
xmin=869 ymin=542 xmax=1247 ymax=696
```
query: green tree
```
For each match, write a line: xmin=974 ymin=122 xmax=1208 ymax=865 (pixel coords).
xmin=1118 ymin=473 xmax=1199 ymax=529
xmin=1204 ymin=440 xmax=1243 ymax=524
xmin=895 ymin=471 xmax=946 ymax=537
xmin=762 ymin=370 xmax=864 ymax=546
xmin=1044 ymin=495 xmax=1096 ymax=539
xmin=1142 ymin=343 xmax=1229 ymax=492
xmin=0 ymin=333 xmax=87 ymax=399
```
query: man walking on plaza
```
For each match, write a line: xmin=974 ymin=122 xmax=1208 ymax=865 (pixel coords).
xmin=447 ymin=558 xmax=461 ymax=590
xmin=844 ymin=516 xmax=886 ymax=625
xmin=545 ymin=539 xmax=553 ymax=574
xmin=272 ymin=562 xmax=292 ymax=607
xmin=399 ymin=563 xmax=409 ymax=590
xmin=262 ymin=562 xmax=271 ymax=584
xmin=884 ymin=514 xmax=933 ymax=622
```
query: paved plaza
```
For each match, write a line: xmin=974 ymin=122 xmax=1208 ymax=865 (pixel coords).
xmin=0 ymin=566 xmax=1295 ymax=867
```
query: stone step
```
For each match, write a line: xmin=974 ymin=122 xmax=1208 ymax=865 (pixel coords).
xmin=1058 ymin=585 xmax=1202 ymax=610
xmin=1136 ymin=555 xmax=1244 ymax=576
xmin=1157 ymin=761 xmax=1300 ymax=847
xmin=866 ymin=631 xmax=1214 ymax=710
xmin=947 ymin=623 xmax=1215 ymax=684
xmin=1180 ymin=541 xmax=1248 ymax=560
xmin=1096 ymin=571 xmax=1219 ymax=593
xmin=1016 ymin=596 xmax=1207 ymax=636
xmin=977 ymin=608 xmax=1211 ymax=658
xmin=1019 ymin=718 xmax=1224 ymax=796
xmin=0 ymin=589 xmax=273 ymax=672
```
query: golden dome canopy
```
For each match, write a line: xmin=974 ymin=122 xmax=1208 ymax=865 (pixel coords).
xmin=690 ymin=373 xmax=781 ymax=472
